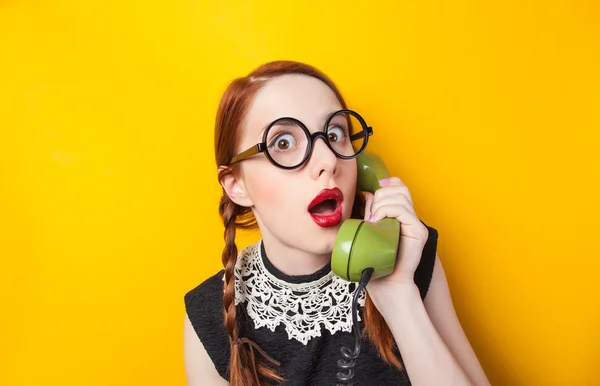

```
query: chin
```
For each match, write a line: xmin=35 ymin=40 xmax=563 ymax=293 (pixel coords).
xmin=306 ymin=226 xmax=340 ymax=255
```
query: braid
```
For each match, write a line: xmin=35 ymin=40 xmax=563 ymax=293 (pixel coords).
xmin=219 ymin=193 xmax=285 ymax=385
xmin=220 ymin=193 xmax=240 ymax=342
xmin=363 ymin=294 xmax=403 ymax=370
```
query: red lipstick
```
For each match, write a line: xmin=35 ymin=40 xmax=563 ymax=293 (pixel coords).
xmin=307 ymin=188 xmax=344 ymax=227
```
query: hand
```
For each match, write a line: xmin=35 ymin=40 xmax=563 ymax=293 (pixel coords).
xmin=363 ymin=177 xmax=429 ymax=296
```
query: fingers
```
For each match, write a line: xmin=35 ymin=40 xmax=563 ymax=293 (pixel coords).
xmin=370 ymin=195 xmax=416 ymax=220
xmin=369 ymin=203 xmax=416 ymax=224
xmin=369 ymin=203 xmax=427 ymax=239
xmin=373 ymin=185 xmax=414 ymax=208
xmin=361 ymin=176 xmax=417 ymax=223
xmin=363 ymin=192 xmax=375 ymax=221
xmin=379 ymin=177 xmax=405 ymax=188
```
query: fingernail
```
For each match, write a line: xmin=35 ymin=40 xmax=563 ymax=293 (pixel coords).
xmin=379 ymin=178 xmax=389 ymax=186
xmin=368 ymin=215 xmax=374 ymax=222
xmin=369 ymin=201 xmax=373 ymax=214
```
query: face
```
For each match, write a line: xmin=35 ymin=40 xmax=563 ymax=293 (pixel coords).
xmin=231 ymin=74 xmax=358 ymax=257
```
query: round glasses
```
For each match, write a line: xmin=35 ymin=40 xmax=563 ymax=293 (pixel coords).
xmin=228 ymin=110 xmax=373 ymax=170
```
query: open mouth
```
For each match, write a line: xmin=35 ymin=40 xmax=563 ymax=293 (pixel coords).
xmin=307 ymin=188 xmax=344 ymax=227
xmin=308 ymin=198 xmax=339 ymax=215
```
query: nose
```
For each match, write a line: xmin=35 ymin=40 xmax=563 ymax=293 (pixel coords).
xmin=308 ymin=135 xmax=338 ymax=179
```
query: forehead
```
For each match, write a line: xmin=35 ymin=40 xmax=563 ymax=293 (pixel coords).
xmin=242 ymin=74 xmax=343 ymax=139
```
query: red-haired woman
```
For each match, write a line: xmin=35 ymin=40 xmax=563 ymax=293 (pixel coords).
xmin=184 ymin=61 xmax=489 ymax=386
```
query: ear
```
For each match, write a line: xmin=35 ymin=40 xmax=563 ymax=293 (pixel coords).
xmin=218 ymin=166 xmax=254 ymax=208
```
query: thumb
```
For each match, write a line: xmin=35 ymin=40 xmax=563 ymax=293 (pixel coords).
xmin=363 ymin=192 xmax=374 ymax=221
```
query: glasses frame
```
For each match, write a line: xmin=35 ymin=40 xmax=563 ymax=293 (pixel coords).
xmin=228 ymin=109 xmax=373 ymax=170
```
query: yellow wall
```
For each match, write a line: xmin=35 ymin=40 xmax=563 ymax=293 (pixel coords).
xmin=1 ymin=1 xmax=598 ymax=385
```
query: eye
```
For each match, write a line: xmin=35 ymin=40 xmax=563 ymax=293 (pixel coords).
xmin=268 ymin=132 xmax=297 ymax=151
xmin=327 ymin=126 xmax=347 ymax=143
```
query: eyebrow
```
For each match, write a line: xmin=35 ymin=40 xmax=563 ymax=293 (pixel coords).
xmin=256 ymin=119 xmax=297 ymax=140
xmin=271 ymin=119 xmax=300 ymax=127
xmin=256 ymin=110 xmax=340 ymax=140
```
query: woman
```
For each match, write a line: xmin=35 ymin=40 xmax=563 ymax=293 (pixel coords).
xmin=183 ymin=61 xmax=490 ymax=385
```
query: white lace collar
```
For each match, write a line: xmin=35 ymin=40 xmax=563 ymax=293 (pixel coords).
xmin=232 ymin=241 xmax=366 ymax=345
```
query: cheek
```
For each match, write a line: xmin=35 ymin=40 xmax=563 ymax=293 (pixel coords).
xmin=252 ymin=184 xmax=284 ymax=208
xmin=341 ymin=161 xmax=357 ymax=190
xmin=248 ymin=175 xmax=279 ymax=205
xmin=340 ymin=162 xmax=358 ymax=214
xmin=243 ymin=166 xmax=298 ymax=212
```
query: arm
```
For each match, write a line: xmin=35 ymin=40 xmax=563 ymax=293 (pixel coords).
xmin=371 ymin=279 xmax=474 ymax=386
xmin=370 ymin=254 xmax=490 ymax=386
xmin=423 ymin=255 xmax=490 ymax=386
xmin=361 ymin=178 xmax=489 ymax=385
xmin=183 ymin=313 xmax=229 ymax=386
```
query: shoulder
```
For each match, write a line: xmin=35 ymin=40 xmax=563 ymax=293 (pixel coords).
xmin=184 ymin=270 xmax=226 ymax=329
xmin=184 ymin=241 xmax=260 ymax=313
xmin=185 ymin=270 xmax=225 ymax=308
xmin=184 ymin=270 xmax=229 ymax=379
xmin=414 ymin=221 xmax=439 ymax=300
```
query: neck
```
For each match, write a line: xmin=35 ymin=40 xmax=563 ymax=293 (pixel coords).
xmin=260 ymin=234 xmax=331 ymax=276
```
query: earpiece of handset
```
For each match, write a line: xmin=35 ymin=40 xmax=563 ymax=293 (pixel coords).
xmin=331 ymin=152 xmax=401 ymax=282
xmin=356 ymin=152 xmax=391 ymax=194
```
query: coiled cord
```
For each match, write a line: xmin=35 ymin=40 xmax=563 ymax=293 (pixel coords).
xmin=336 ymin=268 xmax=374 ymax=386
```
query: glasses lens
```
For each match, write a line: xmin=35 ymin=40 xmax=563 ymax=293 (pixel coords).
xmin=326 ymin=111 xmax=366 ymax=157
xmin=265 ymin=119 xmax=309 ymax=167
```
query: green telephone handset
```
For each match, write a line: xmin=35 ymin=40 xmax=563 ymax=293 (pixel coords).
xmin=331 ymin=152 xmax=401 ymax=282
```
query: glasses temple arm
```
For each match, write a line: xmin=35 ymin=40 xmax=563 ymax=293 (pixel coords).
xmin=229 ymin=144 xmax=265 ymax=165
xmin=350 ymin=126 xmax=373 ymax=142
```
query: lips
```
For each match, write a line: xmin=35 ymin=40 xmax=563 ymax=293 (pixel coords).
xmin=307 ymin=187 xmax=344 ymax=227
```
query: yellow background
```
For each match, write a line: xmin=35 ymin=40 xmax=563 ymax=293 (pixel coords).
xmin=1 ymin=1 xmax=599 ymax=385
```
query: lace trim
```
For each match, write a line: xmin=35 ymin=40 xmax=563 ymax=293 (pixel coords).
xmin=229 ymin=241 xmax=366 ymax=345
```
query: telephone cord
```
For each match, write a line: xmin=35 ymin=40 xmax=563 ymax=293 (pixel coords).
xmin=335 ymin=268 xmax=374 ymax=386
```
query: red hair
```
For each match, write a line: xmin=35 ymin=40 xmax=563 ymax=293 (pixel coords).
xmin=215 ymin=61 xmax=402 ymax=385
